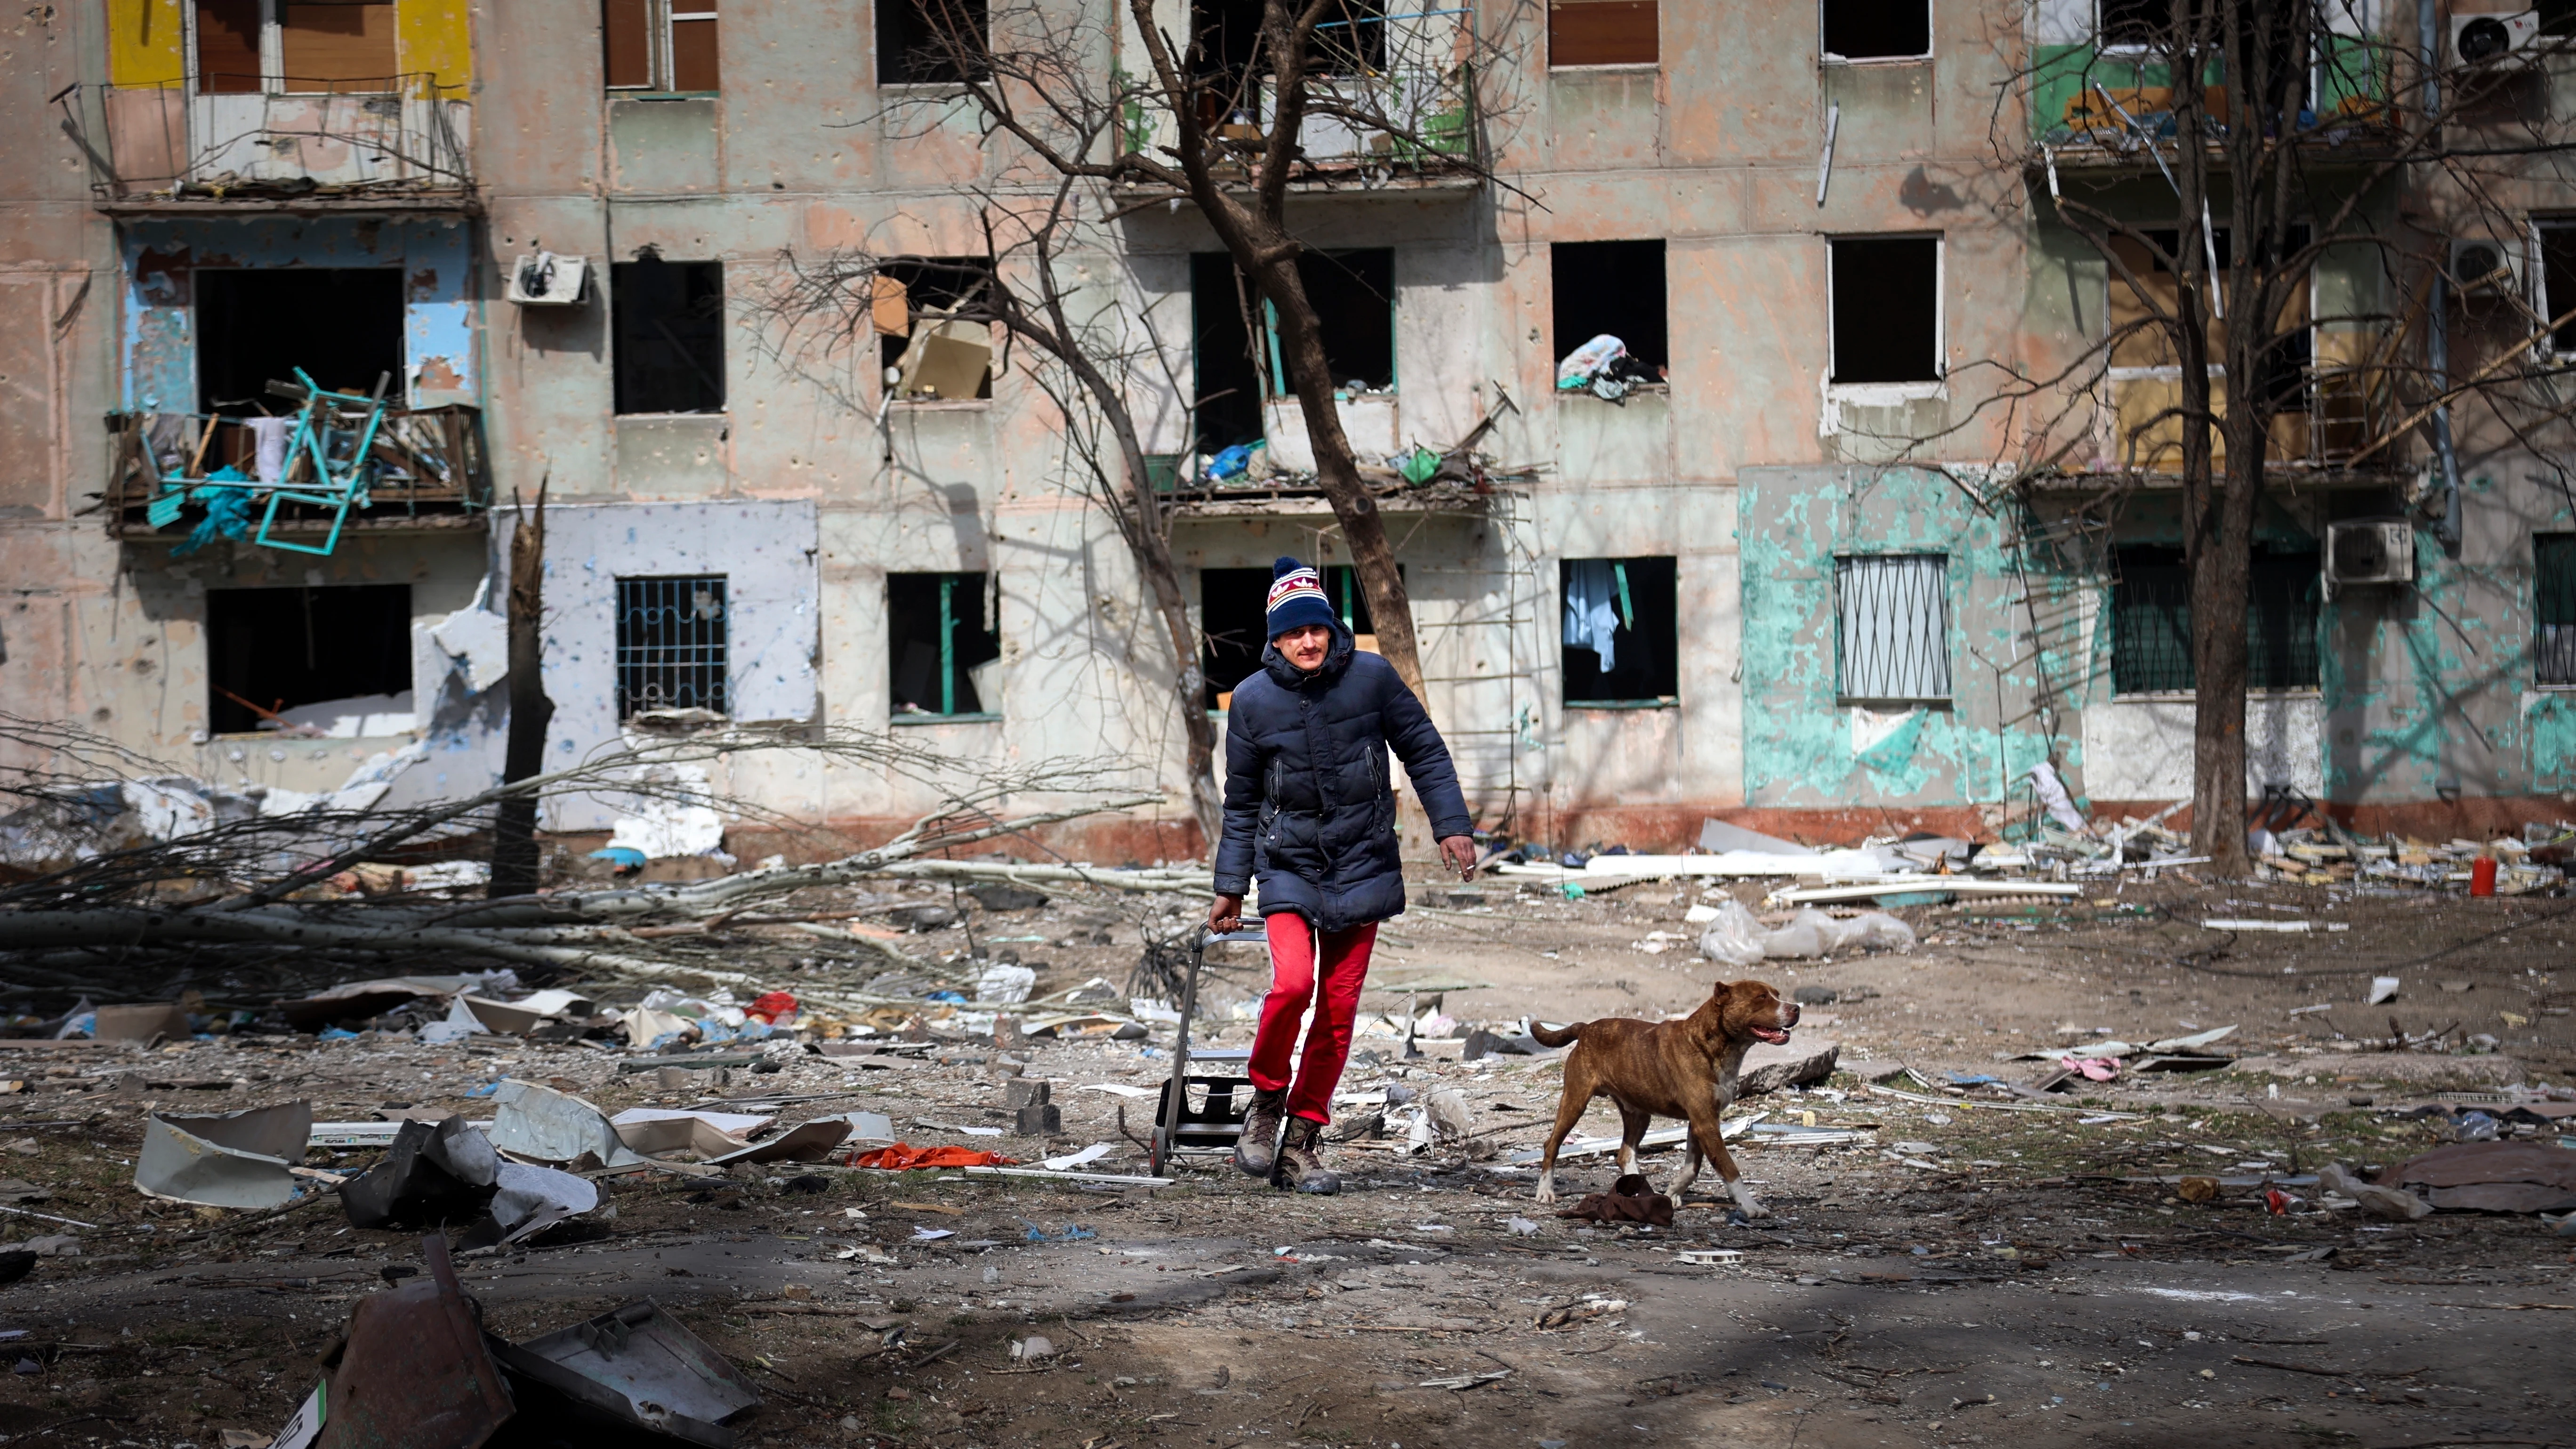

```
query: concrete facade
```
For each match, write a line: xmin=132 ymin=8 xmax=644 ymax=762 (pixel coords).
xmin=5 ymin=1 xmax=2573 ymax=857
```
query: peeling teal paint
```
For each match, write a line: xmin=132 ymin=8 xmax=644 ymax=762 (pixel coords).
xmin=1739 ymin=466 xmax=2074 ymax=811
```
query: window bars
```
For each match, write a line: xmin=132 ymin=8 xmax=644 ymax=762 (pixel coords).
xmin=2540 ymin=535 xmax=2576 ymax=687
xmin=2110 ymin=547 xmax=2322 ymax=695
xmin=1835 ymin=554 xmax=1952 ymax=701
xmin=615 ymin=575 xmax=728 ymax=720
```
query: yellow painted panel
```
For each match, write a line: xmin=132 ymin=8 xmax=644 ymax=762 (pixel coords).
xmin=109 ymin=0 xmax=188 ymax=87
xmin=2112 ymin=374 xmax=2310 ymax=472
xmin=396 ymin=0 xmax=474 ymax=93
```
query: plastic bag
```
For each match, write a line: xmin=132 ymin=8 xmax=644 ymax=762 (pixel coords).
xmin=1760 ymin=908 xmax=1916 ymax=959
xmin=1696 ymin=897 xmax=1768 ymax=966
xmin=1555 ymin=333 xmax=1627 ymax=389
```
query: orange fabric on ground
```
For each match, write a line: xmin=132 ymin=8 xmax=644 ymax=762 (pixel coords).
xmin=851 ymin=1143 xmax=1020 ymax=1170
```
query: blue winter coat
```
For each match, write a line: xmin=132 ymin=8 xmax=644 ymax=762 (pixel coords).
xmin=1212 ymin=627 xmax=1474 ymax=933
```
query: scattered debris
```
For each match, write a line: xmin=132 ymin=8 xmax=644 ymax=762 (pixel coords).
xmin=136 ymin=1103 xmax=314 ymax=1210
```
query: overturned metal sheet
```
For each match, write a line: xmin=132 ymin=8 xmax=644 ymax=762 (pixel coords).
xmin=489 ymin=1080 xmax=646 ymax=1167
xmin=136 ymin=1102 xmax=314 ymax=1209
xmin=704 ymin=1118 xmax=850 ymax=1167
xmin=491 ymin=1299 xmax=758 ymax=1448
xmin=315 ymin=1236 xmax=515 ymax=1449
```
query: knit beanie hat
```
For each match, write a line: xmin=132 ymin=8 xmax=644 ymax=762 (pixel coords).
xmin=1265 ymin=556 xmax=1337 ymax=639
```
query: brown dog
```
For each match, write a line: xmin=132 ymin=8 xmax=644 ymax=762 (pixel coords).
xmin=1528 ymin=978 xmax=1800 ymax=1216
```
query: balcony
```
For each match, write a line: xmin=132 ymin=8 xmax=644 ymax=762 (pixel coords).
xmin=58 ymin=75 xmax=473 ymax=214
xmin=2027 ymin=29 xmax=2393 ymax=159
xmin=105 ymin=394 xmax=491 ymax=554
xmin=1118 ymin=13 xmax=1482 ymax=193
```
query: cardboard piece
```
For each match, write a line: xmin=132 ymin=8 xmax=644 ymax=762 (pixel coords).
xmin=136 ymin=1102 xmax=314 ymax=1209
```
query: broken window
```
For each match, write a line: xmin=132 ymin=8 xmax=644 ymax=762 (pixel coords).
xmin=874 ymin=259 xmax=996 ymax=402
xmin=2536 ymin=535 xmax=2576 ymax=687
xmin=1188 ymin=0 xmax=1386 ymax=82
xmin=2109 ymin=545 xmax=2322 ymax=695
xmin=616 ymin=575 xmax=729 ymax=720
xmin=1562 ymin=556 xmax=1678 ymax=705
xmin=603 ymin=0 xmax=721 ymax=93
xmin=1191 ymin=248 xmax=1393 ymax=418
xmin=1829 ymin=236 xmax=1941 ymax=385
xmin=1552 ymin=240 xmax=1667 ymax=385
xmin=878 ymin=0 xmax=989 ymax=85
xmin=196 ymin=2 xmax=399 ymax=94
xmin=2535 ymin=221 xmax=2576 ymax=354
xmin=1549 ymin=0 xmax=1657 ymax=67
xmin=612 ymin=257 xmax=725 ymax=415
xmin=888 ymin=572 xmax=1001 ymax=717
xmin=1201 ymin=566 xmax=1270 ymax=710
xmin=1822 ymin=0 xmax=1930 ymax=60
xmin=205 ymin=583 xmax=412 ymax=735
xmin=1835 ymin=554 xmax=1950 ymax=702
xmin=196 ymin=267 xmax=403 ymax=416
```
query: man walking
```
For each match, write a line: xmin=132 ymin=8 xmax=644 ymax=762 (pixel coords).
xmin=1209 ymin=557 xmax=1478 ymax=1192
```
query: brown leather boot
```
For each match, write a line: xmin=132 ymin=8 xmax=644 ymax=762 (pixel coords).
xmin=1233 ymin=1087 xmax=1287 ymax=1178
xmin=1273 ymin=1115 xmax=1341 ymax=1195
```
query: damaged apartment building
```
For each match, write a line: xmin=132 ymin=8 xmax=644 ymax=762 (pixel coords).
xmin=3 ymin=0 xmax=2573 ymax=860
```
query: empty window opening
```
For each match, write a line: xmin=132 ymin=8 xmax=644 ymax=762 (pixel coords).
xmin=604 ymin=0 xmax=721 ymax=93
xmin=205 ymin=583 xmax=412 ymax=735
xmin=1188 ymin=0 xmax=1385 ymax=84
xmin=1822 ymin=0 xmax=1930 ymax=60
xmin=612 ymin=257 xmax=725 ymax=415
xmin=1549 ymin=0 xmax=1657 ymax=67
xmin=1201 ymin=566 xmax=1270 ymax=710
xmin=2109 ymin=544 xmax=2321 ymax=695
xmin=1829 ymin=236 xmax=1940 ymax=385
xmin=2541 ymin=535 xmax=2576 ymax=687
xmin=616 ymin=575 xmax=728 ymax=720
xmin=2097 ymin=0 xmax=2190 ymax=48
xmin=879 ymin=0 xmax=989 ymax=85
xmin=196 ymin=2 xmax=399 ymax=95
xmin=1192 ymin=248 xmax=1394 ymax=418
xmin=1191 ymin=254 xmax=1265 ymax=452
xmin=1836 ymin=554 xmax=1950 ymax=702
xmin=1562 ymin=556 xmax=1678 ymax=705
xmin=2536 ymin=222 xmax=2576 ymax=355
xmin=1552 ymin=240 xmax=1667 ymax=386
xmin=196 ymin=267 xmax=402 ymax=417
xmin=889 ymin=572 xmax=1000 ymax=717
xmin=875 ymin=259 xmax=996 ymax=402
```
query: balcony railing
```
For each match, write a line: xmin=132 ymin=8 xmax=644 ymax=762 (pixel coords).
xmin=2029 ymin=32 xmax=2393 ymax=152
xmin=2098 ymin=359 xmax=2400 ymax=475
xmin=57 ymin=74 xmax=472 ymax=209
xmin=106 ymin=395 xmax=492 ymax=555
xmin=1119 ymin=15 xmax=1482 ymax=191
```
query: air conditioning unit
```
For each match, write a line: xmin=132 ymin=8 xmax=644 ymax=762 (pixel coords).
xmin=506 ymin=252 xmax=590 ymax=306
xmin=2326 ymin=519 xmax=2415 ymax=588
xmin=2451 ymin=8 xmax=2540 ymax=63
xmin=2449 ymin=235 xmax=2524 ymax=295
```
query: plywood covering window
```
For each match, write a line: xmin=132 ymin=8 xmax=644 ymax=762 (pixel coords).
xmin=1562 ymin=557 xmax=1678 ymax=706
xmin=2105 ymin=227 xmax=2313 ymax=469
xmin=1822 ymin=0 xmax=1930 ymax=60
xmin=1830 ymin=236 xmax=1942 ymax=385
xmin=889 ymin=572 xmax=1001 ymax=718
xmin=604 ymin=0 xmax=720 ymax=93
xmin=1549 ymin=0 xmax=1656 ymax=67
xmin=194 ymin=0 xmax=396 ymax=94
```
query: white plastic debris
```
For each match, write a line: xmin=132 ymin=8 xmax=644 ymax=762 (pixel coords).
xmin=1759 ymin=908 xmax=1916 ymax=959
xmin=1695 ymin=897 xmax=1768 ymax=966
xmin=487 ymin=1162 xmax=601 ymax=1245
xmin=2369 ymin=976 xmax=2402 ymax=1005
xmin=975 ymin=963 xmax=1037 ymax=1004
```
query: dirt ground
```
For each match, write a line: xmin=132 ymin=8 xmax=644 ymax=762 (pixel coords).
xmin=3 ymin=873 xmax=2572 ymax=1449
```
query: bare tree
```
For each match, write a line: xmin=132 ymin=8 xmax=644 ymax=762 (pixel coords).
xmin=1916 ymin=0 xmax=2576 ymax=871
xmin=489 ymin=479 xmax=554 ymax=896
xmin=870 ymin=0 xmax=1516 ymax=701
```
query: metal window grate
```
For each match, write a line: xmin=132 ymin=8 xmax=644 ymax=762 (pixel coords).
xmin=1836 ymin=554 xmax=1951 ymax=701
xmin=2111 ymin=547 xmax=2321 ymax=694
xmin=2541 ymin=535 xmax=2576 ymax=686
xmin=615 ymin=575 xmax=728 ymax=720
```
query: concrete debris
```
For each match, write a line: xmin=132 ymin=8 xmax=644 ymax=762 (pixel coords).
xmin=2389 ymin=1142 xmax=2576 ymax=1214
xmin=1737 ymin=1036 xmax=1842 ymax=1095
xmin=136 ymin=1102 xmax=314 ymax=1209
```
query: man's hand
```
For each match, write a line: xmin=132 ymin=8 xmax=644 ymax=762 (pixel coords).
xmin=1438 ymin=835 xmax=1479 ymax=879
xmin=1208 ymin=893 xmax=1246 ymax=934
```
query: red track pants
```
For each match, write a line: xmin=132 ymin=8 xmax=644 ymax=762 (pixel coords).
xmin=1248 ymin=913 xmax=1379 ymax=1124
